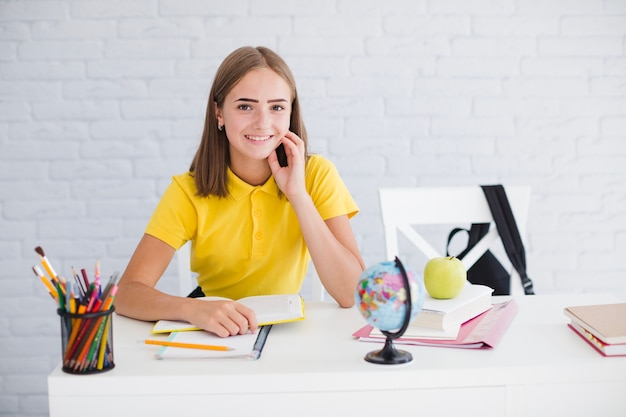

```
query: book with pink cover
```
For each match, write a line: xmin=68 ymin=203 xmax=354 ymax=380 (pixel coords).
xmin=567 ymin=322 xmax=626 ymax=357
xmin=352 ymin=299 xmax=518 ymax=349
xmin=563 ymin=302 xmax=626 ymax=345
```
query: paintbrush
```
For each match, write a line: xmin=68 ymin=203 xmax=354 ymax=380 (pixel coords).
xmin=34 ymin=246 xmax=60 ymax=284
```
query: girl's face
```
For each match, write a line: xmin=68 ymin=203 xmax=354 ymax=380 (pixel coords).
xmin=216 ymin=68 xmax=292 ymax=168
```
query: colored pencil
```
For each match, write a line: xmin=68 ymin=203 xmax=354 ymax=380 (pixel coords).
xmin=71 ymin=266 xmax=86 ymax=298
xmin=97 ymin=317 xmax=113 ymax=370
xmin=33 ymin=248 xmax=119 ymax=372
xmin=80 ymin=268 xmax=90 ymax=291
xmin=144 ymin=339 xmax=234 ymax=351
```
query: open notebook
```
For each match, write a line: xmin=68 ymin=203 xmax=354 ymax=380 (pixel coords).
xmin=151 ymin=294 xmax=304 ymax=334
xmin=152 ymin=330 xmax=259 ymax=359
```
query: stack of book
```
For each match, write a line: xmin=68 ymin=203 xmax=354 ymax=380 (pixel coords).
xmin=563 ymin=302 xmax=626 ymax=357
xmin=353 ymin=284 xmax=519 ymax=349
xmin=406 ymin=284 xmax=494 ymax=339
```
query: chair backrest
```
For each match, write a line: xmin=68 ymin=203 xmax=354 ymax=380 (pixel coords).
xmin=307 ymin=265 xmax=326 ymax=302
xmin=176 ymin=241 xmax=194 ymax=297
xmin=176 ymin=243 xmax=326 ymax=301
xmin=379 ymin=185 xmax=531 ymax=295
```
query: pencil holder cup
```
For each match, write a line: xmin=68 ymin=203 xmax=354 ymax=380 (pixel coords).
xmin=57 ymin=307 xmax=115 ymax=374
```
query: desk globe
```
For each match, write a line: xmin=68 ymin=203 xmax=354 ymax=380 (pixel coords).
xmin=355 ymin=257 xmax=425 ymax=364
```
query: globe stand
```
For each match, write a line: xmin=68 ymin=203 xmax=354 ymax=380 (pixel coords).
xmin=364 ymin=335 xmax=412 ymax=365
xmin=364 ymin=257 xmax=414 ymax=365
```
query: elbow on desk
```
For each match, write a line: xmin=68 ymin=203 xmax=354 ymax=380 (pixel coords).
xmin=330 ymin=271 xmax=362 ymax=308
xmin=334 ymin=295 xmax=356 ymax=309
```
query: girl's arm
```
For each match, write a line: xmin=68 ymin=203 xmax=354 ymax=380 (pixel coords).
xmin=115 ymin=234 xmax=257 ymax=337
xmin=292 ymin=201 xmax=365 ymax=308
xmin=269 ymin=132 xmax=365 ymax=307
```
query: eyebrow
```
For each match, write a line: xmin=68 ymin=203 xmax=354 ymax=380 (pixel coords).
xmin=234 ymin=98 xmax=289 ymax=103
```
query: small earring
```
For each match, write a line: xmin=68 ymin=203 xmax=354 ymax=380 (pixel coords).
xmin=218 ymin=124 xmax=223 ymax=131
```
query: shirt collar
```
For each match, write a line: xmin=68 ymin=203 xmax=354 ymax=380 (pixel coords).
xmin=226 ymin=168 xmax=280 ymax=200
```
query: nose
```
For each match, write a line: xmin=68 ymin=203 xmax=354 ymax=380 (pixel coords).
xmin=253 ymin=108 xmax=271 ymax=129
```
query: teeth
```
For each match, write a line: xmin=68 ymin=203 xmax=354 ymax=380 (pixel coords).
xmin=246 ymin=135 xmax=272 ymax=142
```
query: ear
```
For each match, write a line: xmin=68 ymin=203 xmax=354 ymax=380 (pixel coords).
xmin=214 ymin=102 xmax=224 ymax=127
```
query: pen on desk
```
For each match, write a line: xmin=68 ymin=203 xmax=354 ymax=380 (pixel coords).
xmin=144 ymin=339 xmax=234 ymax=351
xmin=250 ymin=324 xmax=272 ymax=360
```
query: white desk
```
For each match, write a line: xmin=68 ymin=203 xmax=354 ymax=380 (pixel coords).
xmin=48 ymin=293 xmax=626 ymax=417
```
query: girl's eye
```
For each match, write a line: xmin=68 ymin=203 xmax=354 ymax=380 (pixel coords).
xmin=272 ymin=104 xmax=285 ymax=111
xmin=238 ymin=104 xmax=252 ymax=110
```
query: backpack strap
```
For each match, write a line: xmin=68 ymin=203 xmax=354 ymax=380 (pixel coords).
xmin=446 ymin=224 xmax=489 ymax=259
xmin=481 ymin=185 xmax=535 ymax=295
xmin=446 ymin=227 xmax=469 ymax=257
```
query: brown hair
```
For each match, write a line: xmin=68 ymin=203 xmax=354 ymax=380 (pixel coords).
xmin=190 ymin=46 xmax=309 ymax=197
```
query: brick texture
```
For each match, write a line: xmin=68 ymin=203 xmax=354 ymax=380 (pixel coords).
xmin=0 ymin=1 xmax=625 ymax=415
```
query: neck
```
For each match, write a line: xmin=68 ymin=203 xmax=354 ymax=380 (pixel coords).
xmin=230 ymin=159 xmax=272 ymax=186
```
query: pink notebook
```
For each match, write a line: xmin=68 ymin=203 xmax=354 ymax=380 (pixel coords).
xmin=352 ymin=299 xmax=518 ymax=349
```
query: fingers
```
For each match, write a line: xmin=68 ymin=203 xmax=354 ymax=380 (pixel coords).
xmin=282 ymin=130 xmax=299 ymax=142
xmin=279 ymin=132 xmax=305 ymax=166
xmin=268 ymin=133 xmax=301 ymax=174
xmin=269 ymin=131 xmax=307 ymax=198
xmin=194 ymin=300 xmax=258 ymax=338
xmin=281 ymin=131 xmax=304 ymax=154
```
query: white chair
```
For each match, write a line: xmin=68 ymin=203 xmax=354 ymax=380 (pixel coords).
xmin=378 ymin=186 xmax=531 ymax=295
xmin=176 ymin=241 xmax=194 ymax=297
xmin=176 ymin=243 xmax=326 ymax=301
xmin=307 ymin=263 xmax=326 ymax=302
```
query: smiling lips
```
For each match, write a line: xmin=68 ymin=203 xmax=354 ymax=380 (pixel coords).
xmin=245 ymin=135 xmax=273 ymax=143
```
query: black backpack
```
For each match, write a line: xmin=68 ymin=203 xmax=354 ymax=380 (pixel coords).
xmin=446 ymin=185 xmax=535 ymax=296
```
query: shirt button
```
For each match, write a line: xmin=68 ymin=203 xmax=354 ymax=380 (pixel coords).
xmin=255 ymin=232 xmax=263 ymax=240
xmin=254 ymin=210 xmax=261 ymax=217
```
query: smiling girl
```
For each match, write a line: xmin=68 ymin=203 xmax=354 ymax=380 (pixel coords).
xmin=115 ymin=46 xmax=365 ymax=337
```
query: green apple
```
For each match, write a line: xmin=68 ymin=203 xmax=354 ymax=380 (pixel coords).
xmin=423 ymin=256 xmax=467 ymax=299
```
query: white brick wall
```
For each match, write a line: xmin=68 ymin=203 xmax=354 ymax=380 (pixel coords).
xmin=1 ymin=0 xmax=625 ymax=415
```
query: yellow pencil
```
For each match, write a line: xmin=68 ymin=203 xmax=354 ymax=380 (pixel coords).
xmin=32 ymin=266 xmax=58 ymax=300
xmin=97 ymin=316 xmax=112 ymax=370
xmin=144 ymin=339 xmax=233 ymax=351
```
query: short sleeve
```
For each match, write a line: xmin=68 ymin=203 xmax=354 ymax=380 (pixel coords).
xmin=306 ymin=155 xmax=359 ymax=221
xmin=144 ymin=174 xmax=198 ymax=250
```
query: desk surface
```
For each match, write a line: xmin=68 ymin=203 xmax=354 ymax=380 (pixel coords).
xmin=48 ymin=293 xmax=626 ymax=417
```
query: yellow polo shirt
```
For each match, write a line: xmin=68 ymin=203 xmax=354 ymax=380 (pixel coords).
xmin=145 ymin=155 xmax=359 ymax=299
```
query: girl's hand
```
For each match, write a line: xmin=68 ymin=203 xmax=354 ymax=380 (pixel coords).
xmin=187 ymin=299 xmax=258 ymax=338
xmin=268 ymin=131 xmax=307 ymax=199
